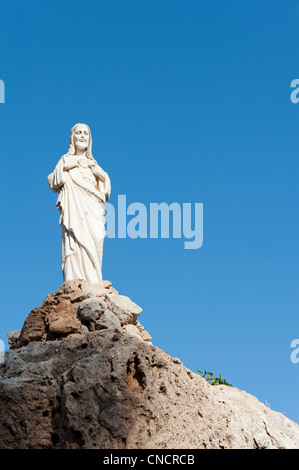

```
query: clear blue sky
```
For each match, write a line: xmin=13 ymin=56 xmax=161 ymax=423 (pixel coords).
xmin=0 ymin=0 xmax=298 ymax=423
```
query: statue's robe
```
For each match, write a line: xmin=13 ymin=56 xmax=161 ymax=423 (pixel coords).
xmin=48 ymin=154 xmax=111 ymax=283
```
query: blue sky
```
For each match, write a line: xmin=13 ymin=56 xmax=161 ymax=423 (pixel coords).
xmin=0 ymin=0 xmax=298 ymax=423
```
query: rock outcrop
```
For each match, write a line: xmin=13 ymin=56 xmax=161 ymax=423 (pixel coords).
xmin=11 ymin=279 xmax=151 ymax=349
xmin=1 ymin=281 xmax=299 ymax=449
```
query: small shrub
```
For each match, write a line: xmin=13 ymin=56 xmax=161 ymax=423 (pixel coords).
xmin=197 ymin=370 xmax=232 ymax=387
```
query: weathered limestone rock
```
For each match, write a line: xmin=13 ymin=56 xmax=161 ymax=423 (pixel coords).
xmin=95 ymin=311 xmax=122 ymax=332
xmin=4 ymin=281 xmax=298 ymax=449
xmin=78 ymin=297 xmax=106 ymax=325
xmin=104 ymin=294 xmax=142 ymax=326
xmin=141 ymin=330 xmax=152 ymax=342
xmin=136 ymin=320 xmax=144 ymax=332
xmin=0 ymin=331 xmax=298 ymax=449
xmin=7 ymin=330 xmax=21 ymax=348
xmin=12 ymin=280 xmax=149 ymax=349
xmin=123 ymin=324 xmax=143 ymax=339
xmin=47 ymin=300 xmax=81 ymax=335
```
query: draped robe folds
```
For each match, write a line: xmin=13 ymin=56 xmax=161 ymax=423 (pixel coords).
xmin=48 ymin=154 xmax=111 ymax=283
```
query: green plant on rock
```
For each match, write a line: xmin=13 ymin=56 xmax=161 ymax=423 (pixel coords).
xmin=197 ymin=370 xmax=232 ymax=387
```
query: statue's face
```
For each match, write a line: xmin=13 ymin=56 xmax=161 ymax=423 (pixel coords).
xmin=74 ymin=124 xmax=90 ymax=151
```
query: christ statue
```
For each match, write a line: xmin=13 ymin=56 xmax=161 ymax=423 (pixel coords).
xmin=48 ymin=123 xmax=111 ymax=283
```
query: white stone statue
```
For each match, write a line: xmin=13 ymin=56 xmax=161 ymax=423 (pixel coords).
xmin=48 ymin=123 xmax=111 ymax=283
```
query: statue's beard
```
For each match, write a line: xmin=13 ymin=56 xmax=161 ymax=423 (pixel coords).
xmin=76 ymin=143 xmax=88 ymax=151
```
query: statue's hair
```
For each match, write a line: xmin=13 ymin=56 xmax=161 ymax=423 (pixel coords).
xmin=68 ymin=123 xmax=95 ymax=160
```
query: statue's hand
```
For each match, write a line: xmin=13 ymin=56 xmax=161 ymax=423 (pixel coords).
xmin=63 ymin=155 xmax=79 ymax=171
xmin=90 ymin=164 xmax=106 ymax=182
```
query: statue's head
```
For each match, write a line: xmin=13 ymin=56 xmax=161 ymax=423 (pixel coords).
xmin=68 ymin=123 xmax=93 ymax=159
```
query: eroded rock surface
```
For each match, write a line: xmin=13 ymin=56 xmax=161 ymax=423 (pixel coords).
xmin=1 ymin=281 xmax=299 ymax=449
xmin=1 ymin=330 xmax=299 ymax=449
xmin=13 ymin=280 xmax=149 ymax=349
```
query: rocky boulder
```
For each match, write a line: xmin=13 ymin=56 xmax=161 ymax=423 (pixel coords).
xmin=1 ymin=280 xmax=298 ymax=449
xmin=0 ymin=330 xmax=299 ymax=449
xmin=13 ymin=280 xmax=151 ymax=349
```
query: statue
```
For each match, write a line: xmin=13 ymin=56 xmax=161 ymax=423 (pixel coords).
xmin=48 ymin=123 xmax=111 ymax=283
